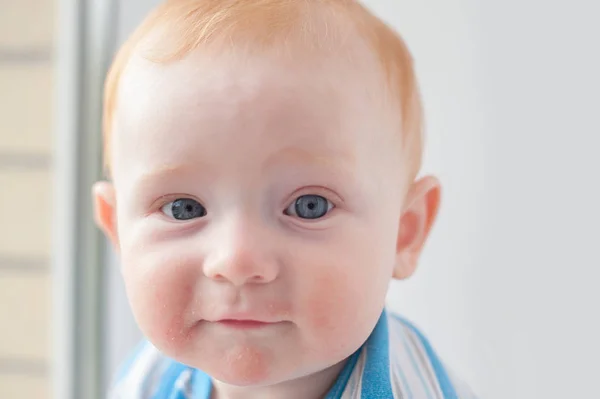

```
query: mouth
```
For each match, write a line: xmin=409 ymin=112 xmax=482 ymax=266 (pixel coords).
xmin=216 ymin=319 xmax=277 ymax=329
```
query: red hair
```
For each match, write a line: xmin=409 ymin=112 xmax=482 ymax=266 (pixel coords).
xmin=103 ymin=0 xmax=423 ymax=176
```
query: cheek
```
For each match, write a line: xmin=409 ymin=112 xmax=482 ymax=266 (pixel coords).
xmin=299 ymin=234 xmax=394 ymax=358
xmin=305 ymin=266 xmax=386 ymax=333
xmin=121 ymin=246 xmax=200 ymax=357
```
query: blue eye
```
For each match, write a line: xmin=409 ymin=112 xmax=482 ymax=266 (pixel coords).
xmin=285 ymin=195 xmax=333 ymax=220
xmin=161 ymin=198 xmax=207 ymax=220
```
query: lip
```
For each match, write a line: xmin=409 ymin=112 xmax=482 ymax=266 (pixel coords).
xmin=216 ymin=319 xmax=276 ymax=329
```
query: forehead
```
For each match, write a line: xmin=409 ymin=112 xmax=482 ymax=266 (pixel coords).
xmin=111 ymin=46 xmax=400 ymax=181
xmin=118 ymin=50 xmax=361 ymax=132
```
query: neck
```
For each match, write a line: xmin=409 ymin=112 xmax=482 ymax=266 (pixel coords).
xmin=211 ymin=360 xmax=346 ymax=399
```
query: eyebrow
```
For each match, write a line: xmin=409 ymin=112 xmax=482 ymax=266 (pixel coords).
xmin=131 ymin=161 xmax=213 ymax=190
xmin=262 ymin=146 xmax=355 ymax=172
xmin=130 ymin=147 xmax=354 ymax=191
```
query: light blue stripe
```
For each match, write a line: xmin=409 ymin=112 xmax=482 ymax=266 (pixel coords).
xmin=360 ymin=310 xmax=394 ymax=398
xmin=192 ymin=368 xmax=212 ymax=399
xmin=325 ymin=348 xmax=361 ymax=398
xmin=171 ymin=388 xmax=189 ymax=399
xmin=392 ymin=348 xmax=414 ymax=399
xmin=115 ymin=340 xmax=148 ymax=383
xmin=152 ymin=361 xmax=189 ymax=399
xmin=399 ymin=326 xmax=434 ymax=399
xmin=395 ymin=316 xmax=458 ymax=399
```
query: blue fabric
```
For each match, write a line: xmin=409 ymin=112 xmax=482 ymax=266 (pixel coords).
xmin=360 ymin=310 xmax=395 ymax=398
xmin=325 ymin=348 xmax=361 ymax=398
xmin=152 ymin=361 xmax=189 ymax=399
xmin=394 ymin=315 xmax=458 ymax=399
xmin=115 ymin=340 xmax=148 ymax=383
xmin=191 ymin=368 xmax=212 ymax=399
xmin=399 ymin=325 xmax=434 ymax=399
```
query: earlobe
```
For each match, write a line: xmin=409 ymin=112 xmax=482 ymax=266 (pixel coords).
xmin=393 ymin=176 xmax=441 ymax=280
xmin=92 ymin=181 xmax=120 ymax=250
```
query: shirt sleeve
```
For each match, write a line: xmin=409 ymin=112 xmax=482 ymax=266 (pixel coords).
xmin=107 ymin=341 xmax=169 ymax=399
xmin=446 ymin=368 xmax=480 ymax=399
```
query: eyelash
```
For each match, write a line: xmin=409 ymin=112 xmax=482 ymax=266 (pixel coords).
xmin=149 ymin=194 xmax=202 ymax=216
xmin=152 ymin=187 xmax=342 ymax=220
xmin=285 ymin=185 xmax=342 ymax=204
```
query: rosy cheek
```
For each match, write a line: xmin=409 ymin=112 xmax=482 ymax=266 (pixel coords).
xmin=304 ymin=268 xmax=356 ymax=351
xmin=306 ymin=271 xmax=343 ymax=330
xmin=302 ymin=253 xmax=387 ymax=358
xmin=122 ymin=251 xmax=199 ymax=356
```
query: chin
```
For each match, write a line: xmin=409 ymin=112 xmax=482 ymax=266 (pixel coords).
xmin=210 ymin=365 xmax=276 ymax=387
xmin=203 ymin=347 xmax=275 ymax=386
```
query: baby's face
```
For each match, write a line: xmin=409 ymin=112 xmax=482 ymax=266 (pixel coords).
xmin=103 ymin=47 xmax=411 ymax=386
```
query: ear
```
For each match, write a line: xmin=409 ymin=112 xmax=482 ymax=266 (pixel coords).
xmin=92 ymin=181 xmax=120 ymax=251
xmin=393 ymin=175 xmax=441 ymax=280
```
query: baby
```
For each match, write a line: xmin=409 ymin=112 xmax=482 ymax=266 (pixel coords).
xmin=93 ymin=0 xmax=478 ymax=398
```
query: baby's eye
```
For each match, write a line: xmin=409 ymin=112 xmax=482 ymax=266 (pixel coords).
xmin=161 ymin=198 xmax=207 ymax=220
xmin=285 ymin=195 xmax=333 ymax=220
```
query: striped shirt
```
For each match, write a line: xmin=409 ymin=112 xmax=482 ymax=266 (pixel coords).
xmin=109 ymin=308 xmax=478 ymax=398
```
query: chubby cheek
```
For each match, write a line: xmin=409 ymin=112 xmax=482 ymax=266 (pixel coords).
xmin=300 ymin=237 xmax=393 ymax=362
xmin=121 ymin=246 xmax=201 ymax=358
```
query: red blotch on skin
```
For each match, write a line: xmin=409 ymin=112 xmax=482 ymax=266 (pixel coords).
xmin=220 ymin=344 xmax=271 ymax=385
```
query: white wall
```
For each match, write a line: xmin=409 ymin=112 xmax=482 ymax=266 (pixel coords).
xmin=104 ymin=1 xmax=600 ymax=398
xmin=369 ymin=1 xmax=600 ymax=398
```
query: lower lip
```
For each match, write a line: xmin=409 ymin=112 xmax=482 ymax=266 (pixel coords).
xmin=217 ymin=320 xmax=273 ymax=329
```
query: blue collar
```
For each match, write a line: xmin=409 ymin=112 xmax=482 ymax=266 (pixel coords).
xmin=325 ymin=309 xmax=393 ymax=398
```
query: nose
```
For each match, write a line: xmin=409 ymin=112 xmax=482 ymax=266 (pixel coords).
xmin=203 ymin=216 xmax=280 ymax=286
